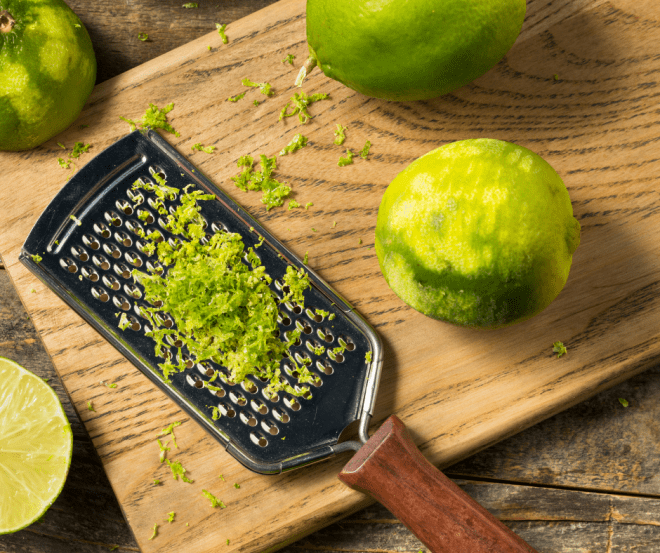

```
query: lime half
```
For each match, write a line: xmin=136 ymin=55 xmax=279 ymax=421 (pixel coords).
xmin=0 ymin=357 xmax=73 ymax=534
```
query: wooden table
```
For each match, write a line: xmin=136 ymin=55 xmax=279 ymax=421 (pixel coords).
xmin=2 ymin=1 xmax=660 ymax=551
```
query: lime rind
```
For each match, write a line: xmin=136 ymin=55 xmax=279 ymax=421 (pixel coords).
xmin=0 ymin=357 xmax=73 ymax=535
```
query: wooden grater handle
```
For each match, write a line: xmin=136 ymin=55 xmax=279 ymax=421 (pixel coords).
xmin=338 ymin=415 xmax=537 ymax=553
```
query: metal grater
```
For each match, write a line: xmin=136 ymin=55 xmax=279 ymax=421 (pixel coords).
xmin=20 ymin=129 xmax=382 ymax=474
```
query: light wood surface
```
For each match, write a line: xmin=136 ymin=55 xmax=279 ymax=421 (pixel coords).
xmin=1 ymin=0 xmax=660 ymax=551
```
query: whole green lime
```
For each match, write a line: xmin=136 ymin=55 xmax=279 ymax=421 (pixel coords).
xmin=375 ymin=139 xmax=581 ymax=329
xmin=304 ymin=0 xmax=526 ymax=101
xmin=0 ymin=0 xmax=96 ymax=151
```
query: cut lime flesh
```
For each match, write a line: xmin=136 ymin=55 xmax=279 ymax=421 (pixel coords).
xmin=0 ymin=357 xmax=72 ymax=534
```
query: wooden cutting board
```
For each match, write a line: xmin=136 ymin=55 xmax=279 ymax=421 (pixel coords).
xmin=2 ymin=0 xmax=660 ymax=550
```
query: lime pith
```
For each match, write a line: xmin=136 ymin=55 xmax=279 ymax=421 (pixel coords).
xmin=0 ymin=357 xmax=73 ymax=534
xmin=375 ymin=139 xmax=581 ymax=329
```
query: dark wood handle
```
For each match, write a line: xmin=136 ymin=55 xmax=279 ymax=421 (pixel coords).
xmin=338 ymin=415 xmax=537 ymax=553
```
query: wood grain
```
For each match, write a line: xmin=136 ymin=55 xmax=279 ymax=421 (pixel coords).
xmin=1 ymin=0 xmax=660 ymax=551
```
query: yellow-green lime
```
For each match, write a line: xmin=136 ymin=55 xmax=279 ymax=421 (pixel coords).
xmin=0 ymin=357 xmax=73 ymax=534
xmin=303 ymin=0 xmax=526 ymax=101
xmin=375 ymin=139 xmax=581 ymax=329
xmin=0 ymin=0 xmax=96 ymax=151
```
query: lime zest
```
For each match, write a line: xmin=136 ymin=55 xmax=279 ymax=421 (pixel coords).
xmin=329 ymin=313 xmax=336 ymax=320
xmin=303 ymin=251 xmax=308 ymax=265
xmin=365 ymin=351 xmax=372 ymax=363
xmin=218 ymin=474 xmax=225 ymax=481
xmin=149 ymin=523 xmax=158 ymax=540
xmin=333 ymin=124 xmax=346 ymax=145
xmin=305 ymin=202 xmax=313 ymax=210
xmin=87 ymin=401 xmax=94 ymax=412
xmin=69 ymin=142 xmax=90 ymax=159
xmin=165 ymin=459 xmax=193 ymax=483
xmin=58 ymin=157 xmax=72 ymax=170
xmin=279 ymin=91 xmax=329 ymax=124
xmin=157 ymin=439 xmax=170 ymax=463
xmin=216 ymin=23 xmax=228 ymax=43
xmin=57 ymin=142 xmax=66 ymax=149
xmin=118 ymin=313 xmax=130 ymax=331
xmin=242 ymin=77 xmax=274 ymax=96
xmin=31 ymin=254 xmax=42 ymax=263
xmin=288 ymin=199 xmax=300 ymax=210
xmin=279 ymin=134 xmax=308 ymax=156
xmin=233 ymin=483 xmax=240 ymax=489
xmin=167 ymin=511 xmax=176 ymax=523
xmin=120 ymin=103 xmax=180 ymax=137
xmin=182 ymin=2 xmax=198 ymax=7
xmin=253 ymin=99 xmax=260 ymax=106
xmin=338 ymin=149 xmax=355 ymax=167
xmin=231 ymin=154 xmax=291 ymax=210
xmin=552 ymin=341 xmax=567 ymax=358
xmin=360 ymin=140 xmax=371 ymax=159
xmin=202 ymin=489 xmax=226 ymax=508
xmin=228 ymin=91 xmax=246 ymax=102
xmin=208 ymin=405 xmax=221 ymax=420
xmin=191 ymin=142 xmax=215 ymax=153
xmin=618 ymin=398 xmax=629 ymax=407
xmin=282 ymin=265 xmax=310 ymax=306
xmin=153 ymin=479 xmax=161 ymax=485
xmin=138 ymin=32 xmax=148 ymax=42
xmin=282 ymin=54 xmax=295 ymax=65
xmin=158 ymin=421 xmax=182 ymax=448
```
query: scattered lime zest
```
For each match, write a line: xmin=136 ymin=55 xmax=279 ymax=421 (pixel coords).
xmin=360 ymin=140 xmax=371 ymax=159
xmin=87 ymin=401 xmax=94 ymax=411
xmin=226 ymin=539 xmax=230 ymax=545
xmin=288 ymin=199 xmax=300 ymax=210
xmin=338 ymin=149 xmax=354 ymax=167
xmin=207 ymin=45 xmax=211 ymax=51
xmin=149 ymin=523 xmax=158 ymax=540
xmin=182 ymin=2 xmax=198 ymax=7
xmin=31 ymin=254 xmax=43 ymax=263
xmin=216 ymin=23 xmax=228 ymax=44
xmin=157 ymin=439 xmax=170 ymax=463
xmin=332 ymin=221 xmax=337 ymax=228
xmin=279 ymin=91 xmax=329 ymax=124
xmin=30 ymin=288 xmax=36 ymax=294
xmin=57 ymin=142 xmax=66 ymax=149
xmin=315 ymin=309 xmax=329 ymax=318
xmin=329 ymin=313 xmax=336 ymax=320
xmin=228 ymin=91 xmax=246 ymax=102
xmin=165 ymin=459 xmax=193 ymax=483
xmin=552 ymin=341 xmax=567 ymax=358
xmin=158 ymin=421 xmax=182 ymax=448
xmin=120 ymin=102 xmax=180 ymax=137
xmin=191 ymin=142 xmax=216 ymax=153
xmin=208 ymin=405 xmax=221 ymax=420
xmin=153 ymin=479 xmax=161 ymax=485
xmin=279 ymin=133 xmax=308 ymax=156
xmin=218 ymin=474 xmax=225 ymax=481
xmin=101 ymin=381 xmax=118 ymax=389
xmin=202 ymin=489 xmax=226 ymax=508
xmin=138 ymin=32 xmax=148 ymax=41
xmin=358 ymin=238 xmax=363 ymax=245
xmin=303 ymin=251 xmax=308 ymax=265
xmin=109 ymin=546 xmax=119 ymax=551
xmin=69 ymin=142 xmax=91 ymax=159
xmin=365 ymin=351 xmax=372 ymax=363
xmin=233 ymin=483 xmax=240 ymax=489
xmin=312 ymin=345 xmax=325 ymax=356
xmin=334 ymin=124 xmax=346 ymax=145
xmin=619 ymin=398 xmax=629 ymax=407
xmin=230 ymin=154 xmax=291 ymax=210
xmin=58 ymin=157 xmax=72 ymax=169
xmin=282 ymin=54 xmax=295 ymax=65
xmin=553 ymin=74 xmax=559 ymax=81
xmin=305 ymin=202 xmax=313 ymax=210
xmin=242 ymin=77 xmax=274 ymax=96
xmin=167 ymin=512 xmax=176 ymax=523
xmin=253 ymin=100 xmax=260 ymax=106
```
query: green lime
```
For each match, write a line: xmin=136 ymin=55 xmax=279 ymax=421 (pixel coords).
xmin=0 ymin=0 xmax=96 ymax=151
xmin=303 ymin=0 xmax=526 ymax=101
xmin=0 ymin=357 xmax=73 ymax=534
xmin=375 ymin=139 xmax=581 ymax=329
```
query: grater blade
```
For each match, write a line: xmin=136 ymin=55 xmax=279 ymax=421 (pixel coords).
xmin=19 ymin=129 xmax=382 ymax=474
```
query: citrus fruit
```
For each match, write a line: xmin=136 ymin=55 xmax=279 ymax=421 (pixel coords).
xmin=375 ymin=139 xmax=581 ymax=329
xmin=0 ymin=357 xmax=73 ymax=534
xmin=0 ymin=0 xmax=96 ymax=151
xmin=302 ymin=0 xmax=526 ymax=101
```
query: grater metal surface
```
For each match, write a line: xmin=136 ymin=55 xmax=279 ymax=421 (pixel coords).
xmin=19 ymin=130 xmax=382 ymax=474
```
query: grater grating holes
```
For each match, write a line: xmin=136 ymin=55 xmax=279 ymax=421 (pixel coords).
xmin=82 ymin=234 xmax=100 ymax=250
xmin=240 ymin=411 xmax=258 ymax=427
xmin=319 ymin=327 xmax=334 ymax=343
xmin=113 ymin=295 xmax=131 ymax=311
xmin=94 ymin=222 xmax=112 ymax=238
xmin=71 ymin=245 xmax=89 ymax=262
xmin=136 ymin=209 xmax=154 ymax=224
xmin=123 ymin=283 xmax=141 ymax=299
xmin=115 ymin=199 xmax=134 ymax=216
xmin=250 ymin=432 xmax=268 ymax=447
xmin=126 ymin=188 xmax=144 ymax=205
xmin=104 ymin=211 xmax=123 ymax=227
xmin=125 ymin=220 xmax=144 ymax=236
xmin=91 ymin=286 xmax=109 ymax=302
xmin=338 ymin=335 xmax=355 ymax=351
xmin=241 ymin=380 xmax=258 ymax=394
xmin=125 ymin=251 xmax=143 ymax=267
xmin=211 ymin=221 xmax=228 ymax=234
xmin=113 ymin=263 xmax=132 ymax=279
xmin=306 ymin=307 xmax=324 ymax=323
xmin=261 ymin=420 xmax=279 ymax=435
xmin=219 ymin=403 xmax=236 ymax=418
xmin=229 ymin=390 xmax=248 ymax=407
xmin=284 ymin=396 xmax=301 ymax=411
xmin=103 ymin=243 xmax=122 ymax=259
xmin=251 ymin=399 xmax=268 ymax=415
xmin=114 ymin=231 xmax=132 ymax=248
xmin=271 ymin=408 xmax=289 ymax=423
xmin=92 ymin=254 xmax=110 ymax=271
xmin=81 ymin=266 xmax=100 ymax=282
xmin=102 ymin=274 xmax=120 ymax=291
xmin=316 ymin=360 xmax=334 ymax=375
xmin=135 ymin=240 xmax=153 ymax=256
xmin=126 ymin=315 xmax=141 ymax=331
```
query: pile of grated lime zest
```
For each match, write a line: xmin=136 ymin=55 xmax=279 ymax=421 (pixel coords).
xmin=230 ymin=154 xmax=292 ymax=210
xmin=126 ymin=178 xmax=314 ymax=396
